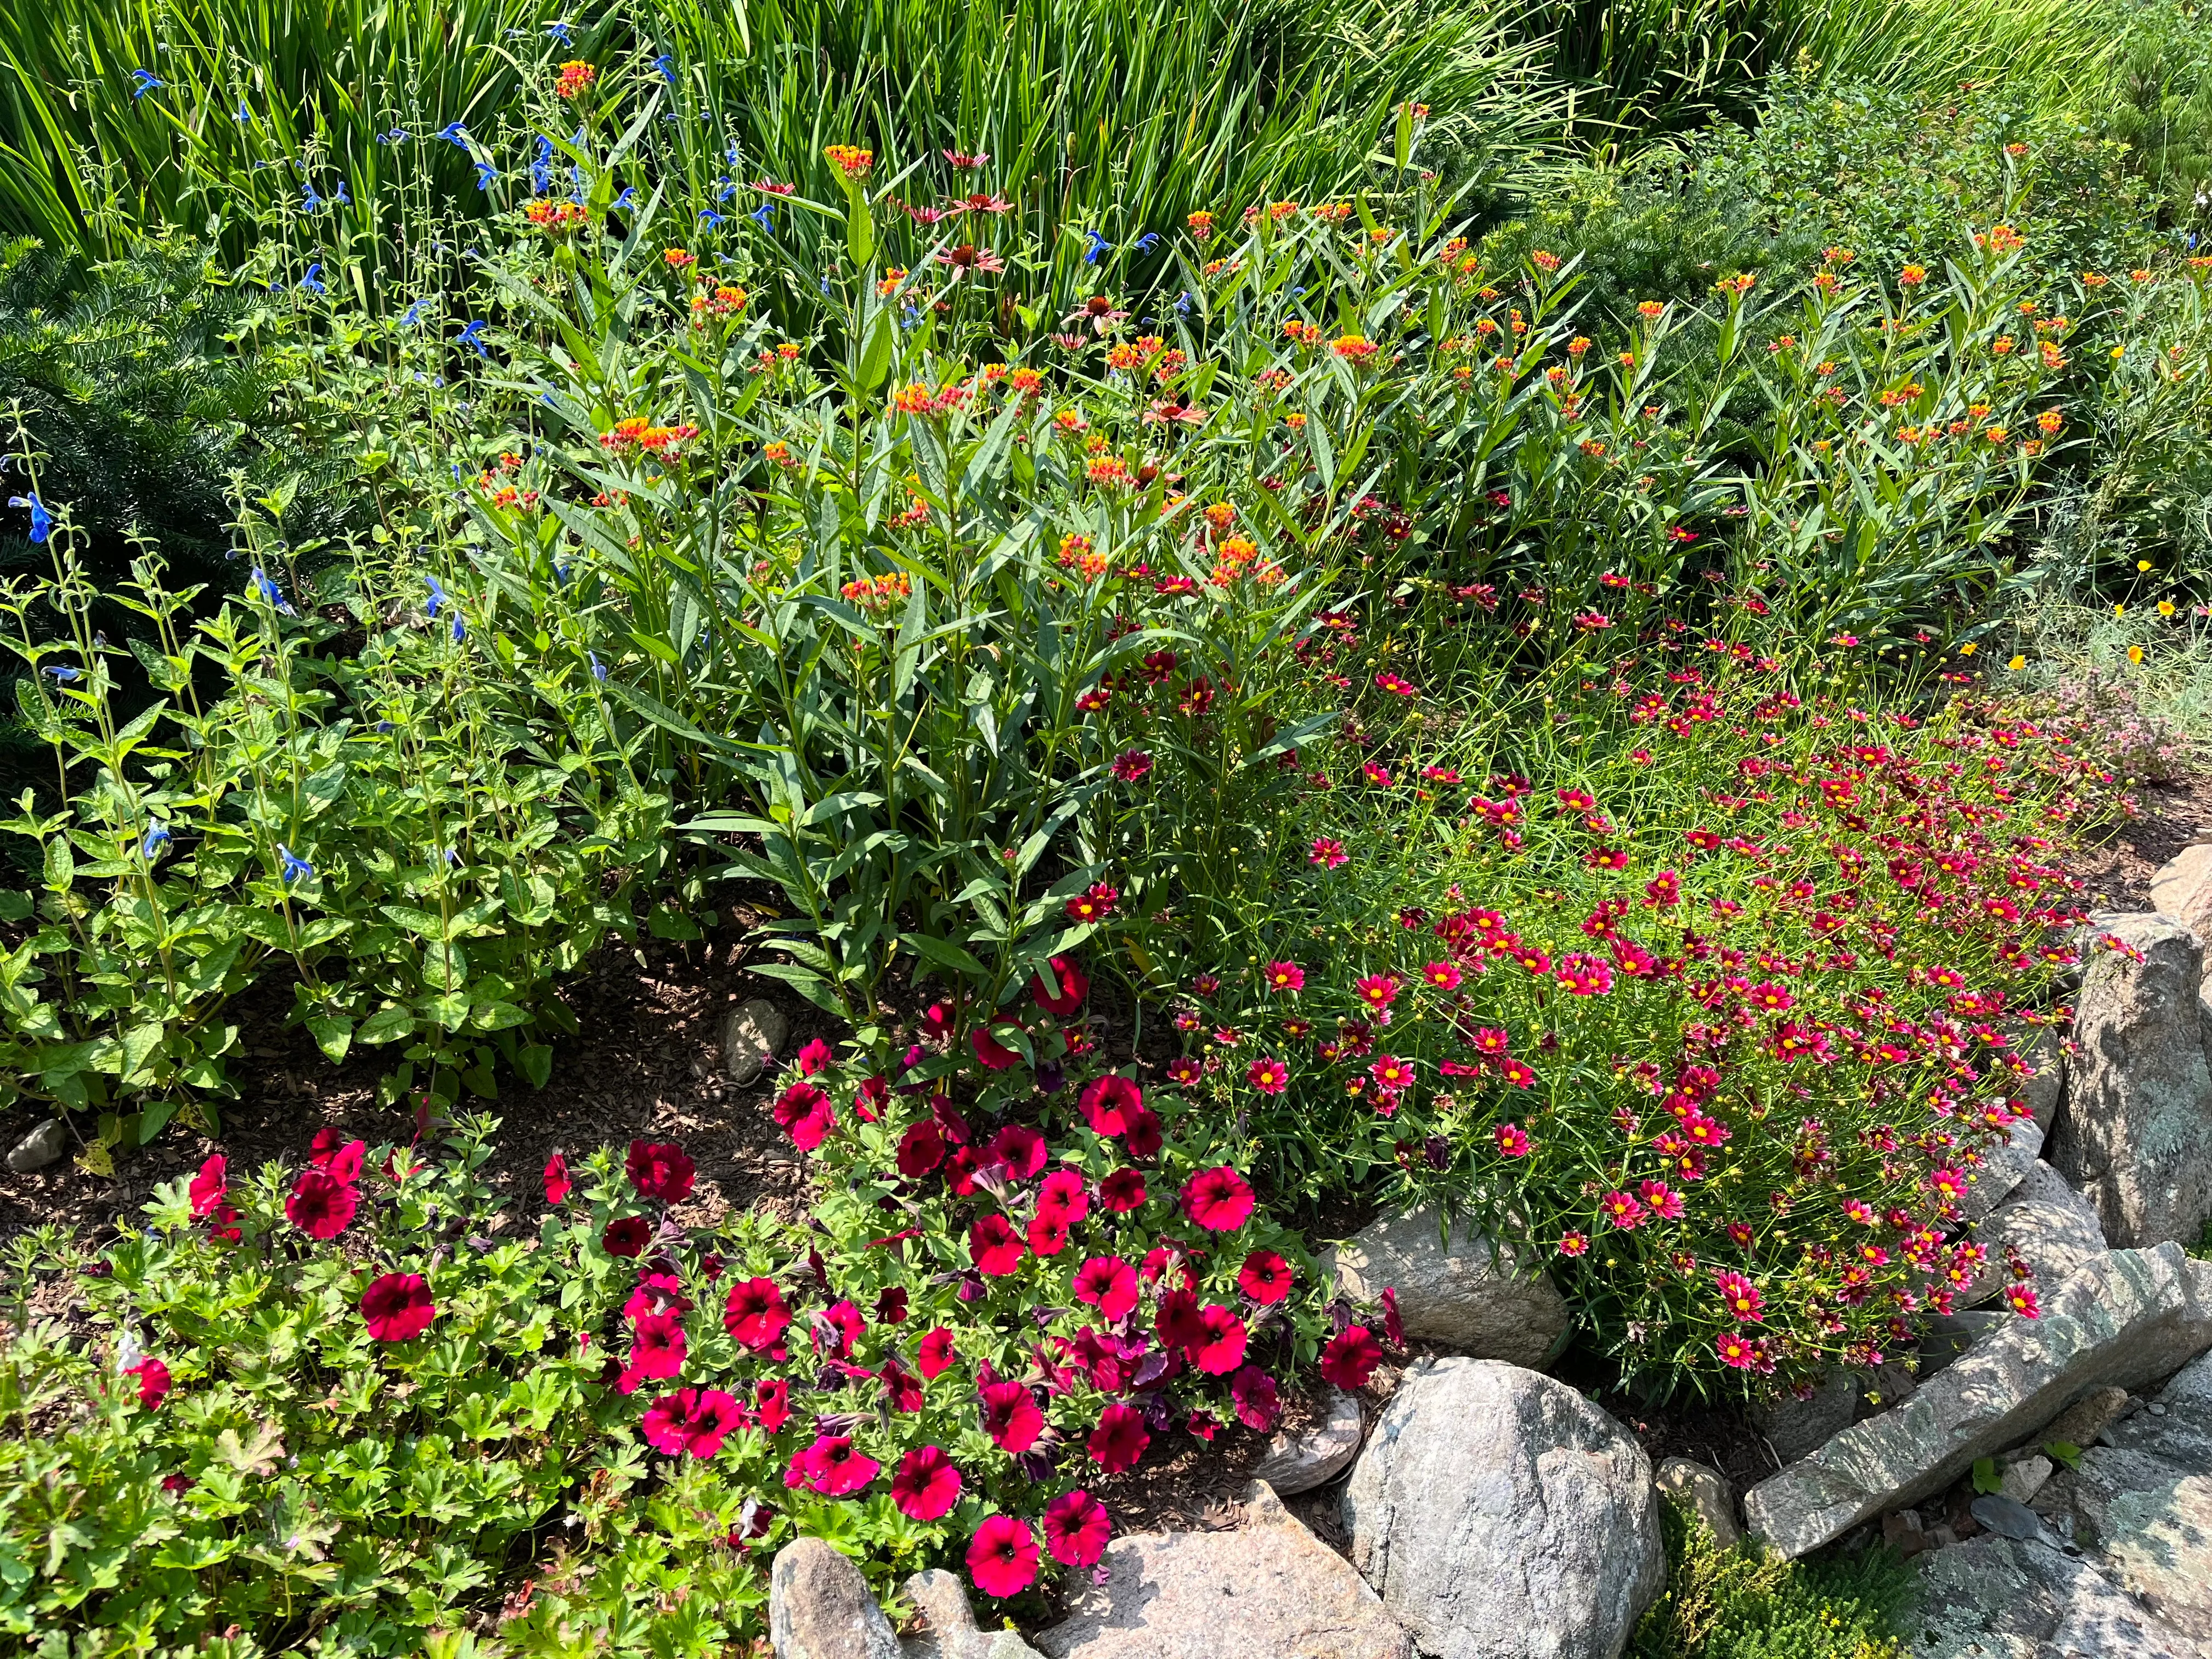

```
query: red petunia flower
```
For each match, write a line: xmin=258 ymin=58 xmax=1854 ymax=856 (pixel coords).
xmin=786 ymin=1434 xmax=879 ymax=1497
xmin=979 ymin=1379 xmax=1045 ymax=1452
xmin=285 ymin=1169 xmax=358 ymax=1240
xmin=891 ymin=1445 xmax=963 ymax=1520
xmin=918 ymin=1325 xmax=959 ymax=1379
xmin=898 ymin=1119 xmax=947 ymax=1176
xmin=188 ymin=1155 xmax=227 ymax=1218
xmin=773 ymin=1082 xmax=837 ymax=1150
xmin=1319 ymin=1325 xmax=1383 ymax=1389
xmin=970 ymin=1214 xmax=1025 ymax=1276
xmin=1088 ymin=1402 xmax=1150 ymax=1472
xmin=361 ymin=1272 xmax=436 ymax=1342
xmin=1079 ymin=1073 xmax=1143 ymax=1137
xmin=1099 ymin=1167 xmax=1147 ymax=1212
xmin=968 ymin=1514 xmax=1040 ymax=1598
xmin=1073 ymin=1255 xmax=1139 ymax=1320
xmin=1238 ymin=1249 xmax=1293 ymax=1305
xmin=626 ymin=1139 xmax=696 ymax=1203
xmin=754 ymin=1376 xmax=791 ymax=1432
xmin=1121 ymin=1105 xmax=1164 ymax=1159
xmin=128 ymin=1356 xmax=172 ymax=1410
xmin=1229 ymin=1364 xmax=1280 ymax=1430
xmin=308 ymin=1129 xmax=367 ymax=1184
xmin=603 ymin=1215 xmax=654 ymax=1257
xmin=723 ymin=1277 xmax=791 ymax=1353
xmin=1033 ymin=956 xmax=1091 ymax=1015
xmin=1190 ymin=1305 xmax=1248 ymax=1374
xmin=543 ymin=1150 xmax=572 ymax=1206
xmin=972 ymin=1028 xmax=1023 ymax=1071
xmin=985 ymin=1123 xmax=1047 ymax=1180
xmin=1180 ymin=1165 xmax=1255 ymax=1232
xmin=1042 ymin=1488 xmax=1111 ymax=1567
xmin=796 ymin=1037 xmax=836 ymax=1075
xmin=625 ymin=1311 xmax=687 ymax=1386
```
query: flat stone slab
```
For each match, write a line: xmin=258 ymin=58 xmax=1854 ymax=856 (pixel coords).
xmin=1032 ymin=1481 xmax=1412 ymax=1659
xmin=1743 ymin=1246 xmax=2212 ymax=1558
xmin=1322 ymin=1206 xmax=1568 ymax=1368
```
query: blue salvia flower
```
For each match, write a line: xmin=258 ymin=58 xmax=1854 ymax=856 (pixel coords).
xmin=449 ymin=612 xmax=466 ymax=644
xmin=425 ymin=575 xmax=449 ymax=618
xmin=330 ymin=179 xmax=349 ymax=207
xmin=299 ymin=263 xmax=326 ymax=295
xmin=234 ymin=102 xmax=251 ymax=122
xmin=458 ymin=319 xmax=490 ymax=358
xmin=8 ymin=493 xmax=53 ymax=544
xmin=129 ymin=69 xmax=163 ymax=100
xmin=402 ymin=298 xmax=430 ymax=328
xmin=276 ymin=844 xmax=314 ymax=884
xmin=1175 ymin=290 xmax=1193 ymax=315
xmin=302 ymin=181 xmax=325 ymax=213
xmin=615 ymin=186 xmax=636 ymax=211
xmin=1083 ymin=229 xmax=1113 ymax=265
xmin=698 ymin=209 xmax=723 ymax=228
xmin=383 ymin=126 xmax=409 ymax=143
xmin=250 ymin=566 xmax=295 ymax=615
xmin=751 ymin=201 xmax=775 ymax=230
xmin=141 ymin=821 xmax=173 ymax=859
xmin=474 ymin=161 xmax=496 ymax=191
xmin=375 ymin=719 xmax=397 ymax=733
xmin=43 ymin=664 xmax=81 ymax=682
xmin=1133 ymin=232 xmax=1161 ymax=254
xmin=588 ymin=650 xmax=607 ymax=681
xmin=436 ymin=121 xmax=470 ymax=150
xmin=554 ymin=558 xmax=572 ymax=586
xmin=531 ymin=135 xmax=554 ymax=195
xmin=545 ymin=18 xmax=573 ymax=43
xmin=655 ymin=53 xmax=678 ymax=87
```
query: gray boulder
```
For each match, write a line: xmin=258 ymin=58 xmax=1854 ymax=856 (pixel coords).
xmin=1742 ymin=1245 xmax=2212 ymax=1559
xmin=1958 ymin=1114 xmax=2046 ymax=1224
xmin=1322 ymin=1206 xmax=1568 ymax=1368
xmin=1753 ymin=1372 xmax=1857 ymax=1464
xmin=1254 ymin=1389 xmax=1364 ymax=1496
xmin=2049 ymin=914 xmax=2212 ymax=1249
xmin=723 ymin=996 xmax=791 ymax=1086
xmin=6 ymin=1117 xmax=69 ymax=1173
xmin=1033 ymin=1480 xmax=1412 ymax=1659
xmin=1343 ymin=1357 xmax=1663 ymax=1659
xmin=1910 ymin=1531 xmax=2203 ymax=1659
xmin=2151 ymin=844 xmax=2212 ymax=945
xmin=898 ymin=1570 xmax=1044 ymax=1659
xmin=2018 ymin=1028 xmax=2067 ymax=1135
xmin=770 ymin=1537 xmax=902 ymax=1659
xmin=1962 ymin=1161 xmax=2109 ymax=1305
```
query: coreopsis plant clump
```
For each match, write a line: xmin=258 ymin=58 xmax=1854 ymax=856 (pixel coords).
xmin=1142 ymin=644 xmax=2114 ymax=1398
xmin=3 ymin=1006 xmax=1354 ymax=1648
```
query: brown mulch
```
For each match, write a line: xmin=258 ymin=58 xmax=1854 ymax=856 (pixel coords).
xmin=2067 ymin=772 xmax=2212 ymax=913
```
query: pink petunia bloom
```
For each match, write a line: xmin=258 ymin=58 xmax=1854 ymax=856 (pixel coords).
xmin=968 ymin=1514 xmax=1040 ymax=1598
xmin=754 ymin=1376 xmax=791 ymax=1432
xmin=542 ymin=1150 xmax=572 ymax=1206
xmin=188 ymin=1155 xmax=228 ymax=1218
xmin=796 ymin=1037 xmax=836 ymax=1075
xmin=1079 ymin=1074 xmax=1142 ymax=1137
xmin=1033 ymin=956 xmax=1090 ymax=1015
xmin=1089 ymin=1402 xmax=1150 ymax=1472
xmin=1042 ymin=1489 xmax=1111 ymax=1567
xmin=980 ymin=1379 xmax=1045 ymax=1453
xmin=128 ymin=1356 xmax=172 ymax=1410
xmin=985 ymin=1123 xmax=1048 ymax=1181
xmin=918 ymin=1325 xmax=960 ymax=1379
xmin=1238 ymin=1249 xmax=1294 ymax=1305
xmin=625 ymin=1312 xmax=686 ymax=1384
xmin=1099 ymin=1168 xmax=1147 ymax=1212
xmin=972 ymin=1028 xmax=1023 ymax=1070
xmin=1180 ymin=1165 xmax=1255 ymax=1231
xmin=1319 ymin=1325 xmax=1383 ymax=1389
xmin=772 ymin=1082 xmax=837 ymax=1149
xmin=285 ymin=1169 xmax=358 ymax=1240
xmin=1229 ymin=1364 xmax=1281 ymax=1430
xmin=626 ymin=1139 xmax=696 ymax=1203
xmin=787 ymin=1435 xmax=879 ymax=1497
xmin=723 ymin=1278 xmax=791 ymax=1353
xmin=603 ymin=1215 xmax=653 ymax=1257
xmin=361 ymin=1272 xmax=436 ymax=1342
xmin=892 ymin=1445 xmax=963 ymax=1520
xmin=1073 ymin=1255 xmax=1139 ymax=1321
xmin=1190 ymin=1305 xmax=1248 ymax=1374
xmin=970 ymin=1214 xmax=1026 ymax=1276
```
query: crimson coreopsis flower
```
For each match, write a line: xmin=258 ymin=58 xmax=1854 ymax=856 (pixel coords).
xmin=361 ymin=1272 xmax=436 ymax=1342
xmin=1111 ymin=749 xmax=1153 ymax=782
xmin=754 ymin=1376 xmax=791 ymax=1432
xmin=1043 ymin=1488 xmax=1111 ymax=1567
xmin=724 ymin=1277 xmax=792 ymax=1353
xmin=1247 ymin=1056 xmax=1289 ymax=1094
xmin=1099 ymin=1168 xmax=1147 ymax=1211
xmin=773 ymin=1082 xmax=836 ymax=1149
xmin=626 ymin=1139 xmax=696 ymax=1203
xmin=1716 ymin=1332 xmax=1773 ymax=1372
xmin=891 ymin=1445 xmax=963 ymax=1520
xmin=970 ymin=1214 xmax=1025 ymax=1276
xmin=128 ymin=1357 xmax=172 ymax=1410
xmin=1353 ymin=974 xmax=1401 ymax=1011
xmin=1033 ymin=955 xmax=1091 ymax=1015
xmin=1073 ymin=1255 xmax=1139 ymax=1320
xmin=986 ymin=1123 xmax=1048 ymax=1180
xmin=1089 ymin=1402 xmax=1151 ymax=1472
xmin=285 ymin=1169 xmax=358 ymax=1240
xmin=187 ymin=1155 xmax=227 ymax=1218
xmin=1180 ymin=1165 xmax=1255 ymax=1232
xmin=918 ymin=1325 xmax=959 ymax=1379
xmin=1714 ymin=1270 xmax=1765 ymax=1324
xmin=1063 ymin=881 xmax=1120 ymax=924
xmin=968 ymin=1514 xmax=1040 ymax=1598
xmin=1319 ymin=1325 xmax=1383 ymax=1389
xmin=1264 ymin=960 xmax=1306 ymax=992
xmin=1600 ymin=1190 xmax=1646 ymax=1230
xmin=1229 ymin=1364 xmax=1280 ymax=1431
xmin=603 ymin=1215 xmax=653 ymax=1257
xmin=543 ymin=1150 xmax=572 ymax=1206
xmin=1079 ymin=1074 xmax=1142 ymax=1137
xmin=1493 ymin=1122 xmax=1532 ymax=1158
xmin=979 ymin=1379 xmax=1045 ymax=1452
xmin=972 ymin=1028 xmax=1022 ymax=1071
xmin=1191 ymin=1305 xmax=1248 ymax=1374
xmin=1238 ymin=1249 xmax=1293 ymax=1305
xmin=1310 ymin=837 xmax=1348 ymax=868
xmin=2005 ymin=1284 xmax=2042 ymax=1318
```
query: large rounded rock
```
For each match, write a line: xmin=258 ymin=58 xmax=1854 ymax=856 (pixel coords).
xmin=899 ymin=1569 xmax=1045 ymax=1659
xmin=1342 ymin=1358 xmax=1663 ymax=1659
xmin=1962 ymin=1161 xmax=2109 ymax=1305
xmin=1322 ymin=1206 xmax=1569 ymax=1368
xmin=2151 ymin=843 xmax=2212 ymax=946
xmin=769 ymin=1537 xmax=902 ymax=1659
xmin=2048 ymin=915 xmax=2212 ymax=1249
xmin=1254 ymin=1389 xmax=1364 ymax=1495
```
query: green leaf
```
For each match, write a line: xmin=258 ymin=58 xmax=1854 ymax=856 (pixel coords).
xmin=516 ymin=1043 xmax=554 ymax=1090
xmin=357 ymin=1004 xmax=417 ymax=1046
xmin=2044 ymin=1440 xmax=2083 ymax=1471
xmin=1971 ymin=1456 xmax=2002 ymax=1496
xmin=747 ymin=960 xmax=844 ymax=1014
xmin=900 ymin=932 xmax=990 ymax=980
xmin=306 ymin=1015 xmax=354 ymax=1063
